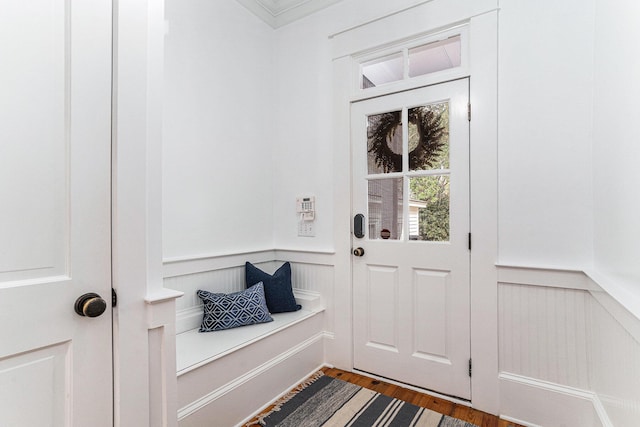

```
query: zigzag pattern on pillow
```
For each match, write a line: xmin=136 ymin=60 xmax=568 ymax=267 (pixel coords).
xmin=197 ymin=282 xmax=273 ymax=332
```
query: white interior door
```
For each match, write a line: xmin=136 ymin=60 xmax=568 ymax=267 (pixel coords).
xmin=352 ymin=79 xmax=471 ymax=399
xmin=0 ymin=0 xmax=113 ymax=425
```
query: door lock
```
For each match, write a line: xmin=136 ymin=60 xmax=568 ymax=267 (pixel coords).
xmin=353 ymin=247 xmax=365 ymax=257
xmin=353 ymin=214 xmax=365 ymax=238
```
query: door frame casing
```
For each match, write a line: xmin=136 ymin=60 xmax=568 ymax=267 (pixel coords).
xmin=330 ymin=2 xmax=499 ymax=414
xmin=111 ymin=1 xmax=182 ymax=426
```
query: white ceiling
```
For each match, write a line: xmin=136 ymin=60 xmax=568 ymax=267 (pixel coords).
xmin=236 ymin=0 xmax=342 ymax=28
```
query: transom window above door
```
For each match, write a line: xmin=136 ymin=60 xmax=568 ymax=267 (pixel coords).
xmin=355 ymin=27 xmax=468 ymax=95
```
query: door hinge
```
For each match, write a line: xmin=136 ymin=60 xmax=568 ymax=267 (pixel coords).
xmin=468 ymin=233 xmax=472 ymax=251
xmin=112 ymin=288 xmax=117 ymax=308
xmin=469 ymin=358 xmax=472 ymax=377
xmin=467 ymin=103 xmax=471 ymax=121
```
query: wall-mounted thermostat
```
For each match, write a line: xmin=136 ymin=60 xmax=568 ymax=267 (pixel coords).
xmin=296 ymin=196 xmax=315 ymax=237
xmin=296 ymin=196 xmax=315 ymax=221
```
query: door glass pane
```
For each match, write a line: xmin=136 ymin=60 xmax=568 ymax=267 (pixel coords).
xmin=361 ymin=52 xmax=403 ymax=89
xmin=368 ymin=178 xmax=403 ymax=240
xmin=408 ymin=102 xmax=449 ymax=171
xmin=408 ymin=35 xmax=461 ymax=78
xmin=409 ymin=176 xmax=449 ymax=241
xmin=367 ymin=110 xmax=402 ymax=174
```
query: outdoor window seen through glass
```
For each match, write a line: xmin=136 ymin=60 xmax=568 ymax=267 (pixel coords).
xmin=368 ymin=179 xmax=403 ymax=241
xmin=409 ymin=176 xmax=450 ymax=241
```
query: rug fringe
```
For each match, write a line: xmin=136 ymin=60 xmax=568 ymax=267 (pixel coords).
xmin=245 ymin=370 xmax=325 ymax=426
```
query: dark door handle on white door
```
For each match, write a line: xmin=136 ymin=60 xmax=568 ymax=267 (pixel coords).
xmin=353 ymin=247 xmax=365 ymax=257
xmin=74 ymin=293 xmax=107 ymax=317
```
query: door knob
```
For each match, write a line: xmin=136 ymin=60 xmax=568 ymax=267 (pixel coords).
xmin=353 ymin=247 xmax=365 ymax=257
xmin=74 ymin=293 xmax=107 ymax=317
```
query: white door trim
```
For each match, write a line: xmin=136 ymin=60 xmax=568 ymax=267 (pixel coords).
xmin=111 ymin=0 xmax=182 ymax=426
xmin=330 ymin=1 xmax=499 ymax=414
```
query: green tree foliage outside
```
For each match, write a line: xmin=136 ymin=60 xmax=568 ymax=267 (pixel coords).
xmin=410 ymin=176 xmax=450 ymax=241
xmin=408 ymin=103 xmax=450 ymax=241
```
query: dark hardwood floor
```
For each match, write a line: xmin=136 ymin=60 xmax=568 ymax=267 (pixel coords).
xmin=249 ymin=367 xmax=525 ymax=427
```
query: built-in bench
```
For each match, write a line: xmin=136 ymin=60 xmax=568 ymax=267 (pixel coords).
xmin=177 ymin=306 xmax=320 ymax=374
xmin=175 ymin=289 xmax=325 ymax=427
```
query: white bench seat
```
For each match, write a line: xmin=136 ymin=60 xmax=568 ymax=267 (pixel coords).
xmin=176 ymin=308 xmax=319 ymax=375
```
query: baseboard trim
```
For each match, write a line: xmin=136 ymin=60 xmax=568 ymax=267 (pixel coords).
xmin=592 ymin=393 xmax=614 ymax=427
xmin=499 ymin=414 xmax=541 ymax=427
xmin=499 ymin=372 xmax=606 ymax=427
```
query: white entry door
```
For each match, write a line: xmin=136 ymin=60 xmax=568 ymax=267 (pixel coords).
xmin=352 ymin=79 xmax=471 ymax=399
xmin=0 ymin=1 xmax=113 ymax=425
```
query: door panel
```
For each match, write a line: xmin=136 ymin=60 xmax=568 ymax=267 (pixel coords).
xmin=413 ymin=268 xmax=450 ymax=358
xmin=0 ymin=0 xmax=113 ymax=425
xmin=0 ymin=343 xmax=70 ymax=426
xmin=352 ymin=79 xmax=470 ymax=399
xmin=366 ymin=264 xmax=399 ymax=351
xmin=0 ymin=0 xmax=70 ymax=283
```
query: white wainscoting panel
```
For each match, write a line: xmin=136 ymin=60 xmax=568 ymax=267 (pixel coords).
xmin=589 ymin=294 xmax=640 ymax=427
xmin=499 ymin=372 xmax=602 ymax=427
xmin=164 ymin=265 xmax=248 ymax=313
xmin=276 ymin=251 xmax=335 ymax=331
xmin=499 ymin=282 xmax=590 ymax=389
xmin=498 ymin=265 xmax=640 ymax=426
xmin=285 ymin=260 xmax=333 ymax=294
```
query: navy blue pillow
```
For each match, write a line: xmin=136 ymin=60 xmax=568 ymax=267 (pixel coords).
xmin=245 ymin=262 xmax=301 ymax=313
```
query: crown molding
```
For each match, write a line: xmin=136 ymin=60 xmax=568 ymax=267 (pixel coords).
xmin=236 ymin=0 xmax=342 ymax=28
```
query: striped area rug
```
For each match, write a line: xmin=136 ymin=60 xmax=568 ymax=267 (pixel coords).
xmin=251 ymin=372 xmax=478 ymax=427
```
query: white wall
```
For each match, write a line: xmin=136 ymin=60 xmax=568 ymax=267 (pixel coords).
xmin=163 ymin=0 xmax=276 ymax=259
xmin=273 ymin=0 xmax=601 ymax=266
xmin=163 ymin=0 xmax=430 ymax=256
xmin=497 ymin=0 xmax=595 ymax=269
xmin=271 ymin=0 xmax=436 ymax=251
xmin=592 ymin=0 xmax=640 ymax=283
xmin=271 ymin=18 xmax=334 ymax=250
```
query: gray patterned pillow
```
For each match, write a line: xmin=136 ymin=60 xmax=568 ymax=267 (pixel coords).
xmin=197 ymin=282 xmax=273 ymax=332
